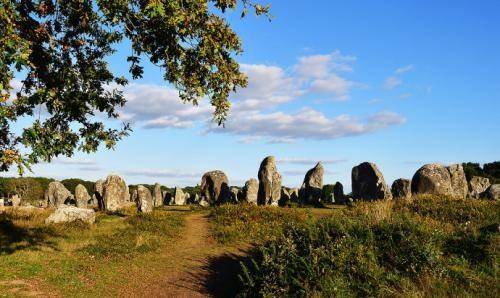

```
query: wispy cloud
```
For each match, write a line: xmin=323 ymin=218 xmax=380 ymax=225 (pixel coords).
xmin=395 ymin=64 xmax=414 ymax=75
xmin=383 ymin=77 xmax=402 ymax=90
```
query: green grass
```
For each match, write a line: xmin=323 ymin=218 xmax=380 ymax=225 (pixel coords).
xmin=210 ymin=203 xmax=314 ymax=244
xmin=0 ymin=206 xmax=185 ymax=296
xmin=235 ymin=196 xmax=500 ymax=297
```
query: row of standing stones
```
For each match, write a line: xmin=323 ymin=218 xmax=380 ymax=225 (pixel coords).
xmin=8 ymin=157 xmax=498 ymax=224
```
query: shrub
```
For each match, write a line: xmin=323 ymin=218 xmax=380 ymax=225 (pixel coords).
xmin=237 ymin=197 xmax=500 ymax=297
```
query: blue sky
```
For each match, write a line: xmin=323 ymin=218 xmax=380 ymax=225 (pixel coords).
xmin=5 ymin=0 xmax=500 ymax=190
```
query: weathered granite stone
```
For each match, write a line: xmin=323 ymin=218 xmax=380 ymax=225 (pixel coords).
xmin=258 ymin=156 xmax=282 ymax=206
xmin=447 ymin=164 xmax=468 ymax=199
xmin=45 ymin=181 xmax=72 ymax=207
xmin=136 ymin=185 xmax=153 ymax=213
xmin=200 ymin=170 xmax=230 ymax=206
xmin=101 ymin=175 xmax=129 ymax=211
xmin=391 ymin=178 xmax=411 ymax=200
xmin=242 ymin=178 xmax=258 ymax=205
xmin=333 ymin=182 xmax=345 ymax=204
xmin=352 ymin=162 xmax=392 ymax=201
xmin=153 ymin=183 xmax=163 ymax=207
xmin=485 ymin=184 xmax=500 ymax=201
xmin=45 ymin=205 xmax=96 ymax=224
xmin=300 ymin=162 xmax=324 ymax=203
xmin=411 ymin=164 xmax=453 ymax=197
xmin=469 ymin=176 xmax=491 ymax=199
xmin=75 ymin=184 xmax=91 ymax=208
xmin=279 ymin=187 xmax=291 ymax=206
xmin=172 ymin=187 xmax=186 ymax=205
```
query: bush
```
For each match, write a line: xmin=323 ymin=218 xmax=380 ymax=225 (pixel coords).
xmin=237 ymin=197 xmax=500 ymax=297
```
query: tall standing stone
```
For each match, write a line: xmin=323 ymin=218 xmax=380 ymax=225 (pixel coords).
xmin=45 ymin=181 xmax=73 ymax=207
xmin=242 ymin=178 xmax=258 ymax=205
xmin=200 ymin=170 xmax=230 ymax=206
xmin=257 ymin=156 xmax=282 ymax=206
xmin=411 ymin=164 xmax=453 ymax=197
xmin=172 ymin=187 xmax=186 ymax=205
xmin=352 ymin=162 xmax=392 ymax=201
xmin=136 ymin=185 xmax=153 ymax=213
xmin=391 ymin=178 xmax=411 ymax=200
xmin=101 ymin=175 xmax=129 ymax=211
xmin=333 ymin=182 xmax=345 ymax=204
xmin=300 ymin=162 xmax=324 ymax=204
xmin=153 ymin=183 xmax=163 ymax=207
xmin=447 ymin=164 xmax=468 ymax=199
xmin=279 ymin=187 xmax=291 ymax=206
xmin=469 ymin=176 xmax=491 ymax=199
xmin=75 ymin=184 xmax=91 ymax=208
xmin=94 ymin=179 xmax=104 ymax=209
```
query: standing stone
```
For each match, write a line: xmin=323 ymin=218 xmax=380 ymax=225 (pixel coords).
xmin=94 ymin=179 xmax=104 ymax=209
xmin=153 ymin=183 xmax=163 ymax=207
xmin=289 ymin=188 xmax=299 ymax=202
xmin=279 ymin=187 xmax=291 ymax=206
xmin=184 ymin=193 xmax=192 ymax=204
xmin=131 ymin=189 xmax=138 ymax=202
xmin=136 ymin=185 xmax=153 ymax=213
xmin=447 ymin=164 xmax=468 ymax=199
xmin=45 ymin=181 xmax=73 ymax=207
xmin=88 ymin=194 xmax=98 ymax=208
xmin=0 ymin=198 xmax=4 ymax=207
xmin=172 ymin=187 xmax=186 ymax=205
xmin=391 ymin=178 xmax=411 ymax=200
xmin=200 ymin=170 xmax=230 ymax=206
xmin=258 ymin=156 xmax=282 ymax=206
xmin=485 ymin=184 xmax=500 ymax=201
xmin=352 ymin=162 xmax=392 ymax=201
xmin=299 ymin=162 xmax=324 ymax=204
xmin=75 ymin=184 xmax=91 ymax=208
xmin=101 ymin=175 xmax=129 ymax=211
xmin=11 ymin=194 xmax=21 ymax=207
xmin=229 ymin=187 xmax=240 ymax=203
xmin=333 ymin=182 xmax=345 ymax=204
xmin=411 ymin=164 xmax=453 ymax=197
xmin=469 ymin=176 xmax=491 ymax=199
xmin=242 ymin=178 xmax=258 ymax=205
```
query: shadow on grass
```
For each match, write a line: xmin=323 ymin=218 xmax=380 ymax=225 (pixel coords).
xmin=200 ymin=248 xmax=255 ymax=298
xmin=0 ymin=217 xmax=59 ymax=255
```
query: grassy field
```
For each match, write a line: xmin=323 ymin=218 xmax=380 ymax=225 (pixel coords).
xmin=0 ymin=198 xmax=498 ymax=297
xmin=0 ymin=206 xmax=186 ymax=297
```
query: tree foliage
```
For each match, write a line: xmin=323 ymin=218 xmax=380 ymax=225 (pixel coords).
xmin=0 ymin=0 xmax=269 ymax=174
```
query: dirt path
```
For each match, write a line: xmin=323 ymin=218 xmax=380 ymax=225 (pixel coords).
xmin=121 ymin=212 xmax=248 ymax=298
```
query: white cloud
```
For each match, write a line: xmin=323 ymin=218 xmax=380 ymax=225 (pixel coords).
xmin=119 ymin=84 xmax=213 ymax=129
xmin=395 ymin=64 xmax=414 ymax=74
xmin=383 ymin=76 xmax=402 ymax=90
xmin=295 ymin=50 xmax=356 ymax=78
xmin=310 ymin=74 xmax=352 ymax=99
xmin=208 ymin=108 xmax=405 ymax=142
xmin=50 ymin=158 xmax=97 ymax=166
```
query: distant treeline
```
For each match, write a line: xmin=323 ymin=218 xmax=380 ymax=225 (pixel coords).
xmin=462 ymin=162 xmax=500 ymax=184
